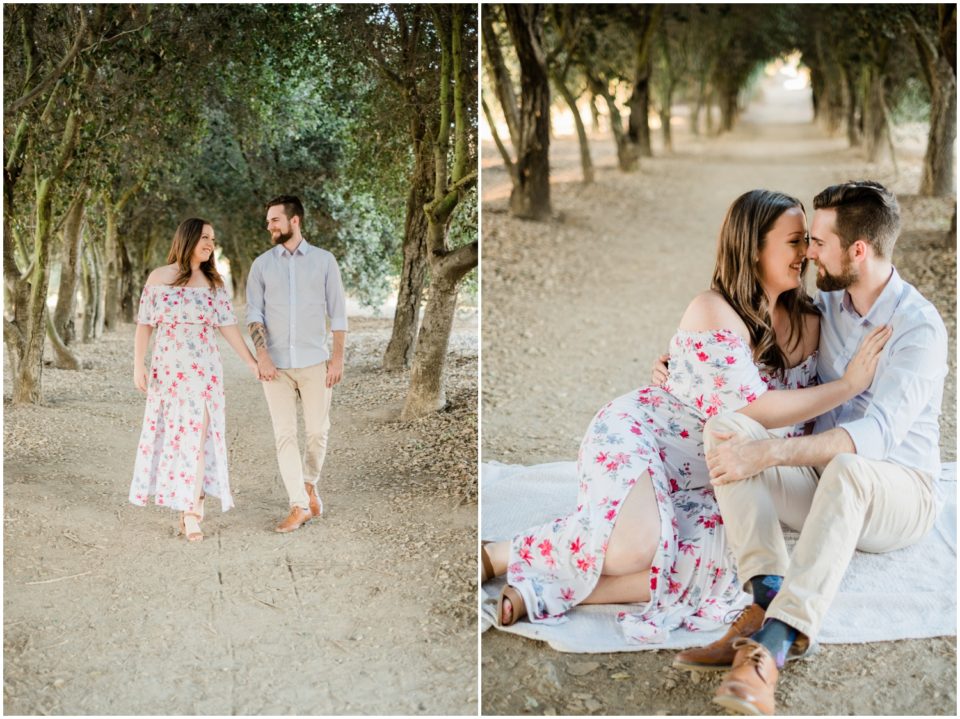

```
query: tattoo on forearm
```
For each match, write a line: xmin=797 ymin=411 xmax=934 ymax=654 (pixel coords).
xmin=249 ymin=322 xmax=268 ymax=351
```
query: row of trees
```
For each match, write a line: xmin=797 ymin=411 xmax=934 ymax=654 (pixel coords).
xmin=483 ymin=4 xmax=956 ymax=221
xmin=4 ymin=4 xmax=478 ymax=419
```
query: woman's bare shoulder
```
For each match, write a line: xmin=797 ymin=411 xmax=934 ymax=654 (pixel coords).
xmin=802 ymin=311 xmax=820 ymax=355
xmin=146 ymin=264 xmax=178 ymax=286
xmin=678 ymin=290 xmax=750 ymax=336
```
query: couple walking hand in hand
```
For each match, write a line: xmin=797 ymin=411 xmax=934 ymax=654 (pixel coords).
xmin=129 ymin=195 xmax=348 ymax=540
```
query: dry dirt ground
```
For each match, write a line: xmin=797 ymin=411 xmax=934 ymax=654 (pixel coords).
xmin=481 ymin=78 xmax=957 ymax=715
xmin=4 ymin=312 xmax=478 ymax=715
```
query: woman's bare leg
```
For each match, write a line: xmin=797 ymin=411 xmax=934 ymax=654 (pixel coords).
xmin=183 ymin=407 xmax=209 ymax=539
xmin=581 ymin=570 xmax=651 ymax=604
xmin=494 ymin=475 xmax=659 ymax=621
xmin=601 ymin=471 xmax=661 ymax=576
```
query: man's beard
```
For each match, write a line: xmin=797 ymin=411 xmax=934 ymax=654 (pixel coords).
xmin=272 ymin=229 xmax=293 ymax=244
xmin=815 ymin=257 xmax=857 ymax=291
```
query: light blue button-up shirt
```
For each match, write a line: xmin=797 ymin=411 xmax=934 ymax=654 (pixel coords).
xmin=812 ymin=267 xmax=947 ymax=479
xmin=245 ymin=240 xmax=348 ymax=369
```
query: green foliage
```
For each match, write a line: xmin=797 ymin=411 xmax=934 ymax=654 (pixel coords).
xmin=890 ymin=76 xmax=933 ymax=124
xmin=4 ymin=3 xmax=449 ymax=309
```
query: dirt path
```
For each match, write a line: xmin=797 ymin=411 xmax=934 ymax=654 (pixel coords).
xmin=4 ymin=313 xmax=477 ymax=715
xmin=481 ymin=75 xmax=956 ymax=715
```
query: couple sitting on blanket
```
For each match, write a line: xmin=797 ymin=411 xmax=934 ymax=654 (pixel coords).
xmin=480 ymin=181 xmax=947 ymax=716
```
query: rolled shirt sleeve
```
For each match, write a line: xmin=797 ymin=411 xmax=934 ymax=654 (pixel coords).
xmin=839 ymin=317 xmax=947 ymax=467
xmin=325 ymin=255 xmax=348 ymax=332
xmin=245 ymin=259 xmax=265 ymax=327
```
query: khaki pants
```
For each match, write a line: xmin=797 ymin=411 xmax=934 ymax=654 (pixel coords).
xmin=261 ymin=362 xmax=332 ymax=509
xmin=706 ymin=413 xmax=937 ymax=640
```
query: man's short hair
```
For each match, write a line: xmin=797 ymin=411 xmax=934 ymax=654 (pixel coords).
xmin=265 ymin=195 xmax=305 ymax=227
xmin=812 ymin=181 xmax=901 ymax=258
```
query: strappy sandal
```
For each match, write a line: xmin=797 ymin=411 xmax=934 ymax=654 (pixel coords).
xmin=480 ymin=541 xmax=494 ymax=583
xmin=497 ymin=585 xmax=526 ymax=627
xmin=179 ymin=496 xmax=205 ymax=542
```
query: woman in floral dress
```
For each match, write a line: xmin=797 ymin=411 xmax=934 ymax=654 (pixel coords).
xmin=481 ymin=190 xmax=890 ymax=643
xmin=130 ymin=218 xmax=260 ymax=541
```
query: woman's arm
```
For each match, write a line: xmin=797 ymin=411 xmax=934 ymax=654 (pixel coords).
xmin=737 ymin=324 xmax=891 ymax=429
xmin=218 ymin=324 xmax=260 ymax=379
xmin=133 ymin=324 xmax=154 ymax=392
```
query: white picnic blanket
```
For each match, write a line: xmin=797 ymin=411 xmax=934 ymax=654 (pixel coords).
xmin=480 ymin=460 xmax=957 ymax=653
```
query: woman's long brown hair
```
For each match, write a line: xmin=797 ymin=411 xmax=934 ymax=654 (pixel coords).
xmin=711 ymin=190 xmax=818 ymax=377
xmin=166 ymin=218 xmax=224 ymax=289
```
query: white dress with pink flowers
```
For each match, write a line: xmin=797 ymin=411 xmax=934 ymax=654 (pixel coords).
xmin=129 ymin=284 xmax=237 ymax=513
xmin=505 ymin=328 xmax=817 ymax=643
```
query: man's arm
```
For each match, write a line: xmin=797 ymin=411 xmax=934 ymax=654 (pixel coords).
xmin=326 ymin=330 xmax=345 ymax=388
xmin=325 ymin=255 xmax=348 ymax=389
xmin=248 ymin=321 xmax=278 ymax=381
xmin=707 ymin=427 xmax=856 ymax=485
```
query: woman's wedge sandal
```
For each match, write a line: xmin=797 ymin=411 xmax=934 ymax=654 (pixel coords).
xmin=497 ymin=585 xmax=527 ymax=626
xmin=481 ymin=541 xmax=495 ymax=583
xmin=179 ymin=496 xmax=205 ymax=542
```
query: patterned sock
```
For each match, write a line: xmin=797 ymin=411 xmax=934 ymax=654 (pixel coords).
xmin=752 ymin=618 xmax=798 ymax=668
xmin=749 ymin=574 xmax=783 ymax=610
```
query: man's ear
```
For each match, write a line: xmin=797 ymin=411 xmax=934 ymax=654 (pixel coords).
xmin=850 ymin=238 xmax=869 ymax=262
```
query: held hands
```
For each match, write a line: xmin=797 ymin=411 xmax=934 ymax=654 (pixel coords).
xmin=326 ymin=355 xmax=344 ymax=388
xmin=246 ymin=358 xmax=263 ymax=381
xmin=257 ymin=353 xmax=278 ymax=382
xmin=651 ymin=353 xmax=670 ymax=386
xmin=842 ymin=325 xmax=892 ymax=397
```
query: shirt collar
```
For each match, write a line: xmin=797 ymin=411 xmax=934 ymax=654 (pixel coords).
xmin=840 ymin=266 xmax=903 ymax=326
xmin=273 ymin=239 xmax=312 ymax=257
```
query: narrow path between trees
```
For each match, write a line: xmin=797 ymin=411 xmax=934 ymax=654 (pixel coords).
xmin=4 ymin=314 xmax=477 ymax=715
xmin=481 ymin=74 xmax=956 ymax=715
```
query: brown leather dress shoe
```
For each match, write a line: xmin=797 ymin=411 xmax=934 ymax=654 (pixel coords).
xmin=712 ymin=639 xmax=778 ymax=716
xmin=673 ymin=604 xmax=765 ymax=671
xmin=275 ymin=506 xmax=313 ymax=533
xmin=305 ymin=483 xmax=322 ymax=517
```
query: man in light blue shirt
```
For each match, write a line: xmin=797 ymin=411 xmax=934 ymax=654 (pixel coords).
xmin=247 ymin=195 xmax=348 ymax=533
xmin=687 ymin=182 xmax=946 ymax=715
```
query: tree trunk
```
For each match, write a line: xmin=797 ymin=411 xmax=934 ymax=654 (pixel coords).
xmin=80 ymin=237 xmax=102 ymax=342
xmin=13 ymin=182 xmax=55 ymax=404
xmin=919 ymin=56 xmax=957 ymax=196
xmin=628 ymin=66 xmax=653 ymax=157
xmin=861 ymin=65 xmax=888 ymax=162
xmin=842 ymin=64 xmax=861 ymax=147
xmin=53 ymin=186 xmax=88 ymax=345
xmin=660 ymin=85 xmax=674 ymax=152
xmin=720 ymin=86 xmax=738 ymax=132
xmin=551 ymin=69 xmax=593 ymax=184
xmin=400 ymin=275 xmax=457 ymax=418
xmin=384 ymin=138 xmax=433 ymax=370
xmin=46 ymin=312 xmax=81 ymax=370
xmin=503 ymin=5 xmax=551 ymax=220
xmin=400 ymin=242 xmax=476 ymax=420
xmin=589 ymin=75 xmax=638 ymax=171
xmin=705 ymin=91 xmax=716 ymax=136
xmin=589 ymin=94 xmax=601 ymax=132
xmin=229 ymin=255 xmax=247 ymax=304
xmin=118 ymin=232 xmax=136 ymax=323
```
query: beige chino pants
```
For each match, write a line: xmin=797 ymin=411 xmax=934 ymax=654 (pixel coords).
xmin=706 ymin=412 xmax=937 ymax=641
xmin=261 ymin=362 xmax=332 ymax=510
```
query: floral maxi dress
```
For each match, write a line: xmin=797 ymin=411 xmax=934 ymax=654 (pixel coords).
xmin=505 ymin=328 xmax=817 ymax=643
xmin=129 ymin=284 xmax=238 ymax=513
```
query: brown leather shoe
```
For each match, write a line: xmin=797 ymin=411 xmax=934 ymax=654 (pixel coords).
xmin=673 ymin=604 xmax=765 ymax=671
xmin=305 ymin=483 xmax=322 ymax=517
xmin=275 ymin=506 xmax=313 ymax=533
xmin=712 ymin=639 xmax=778 ymax=716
